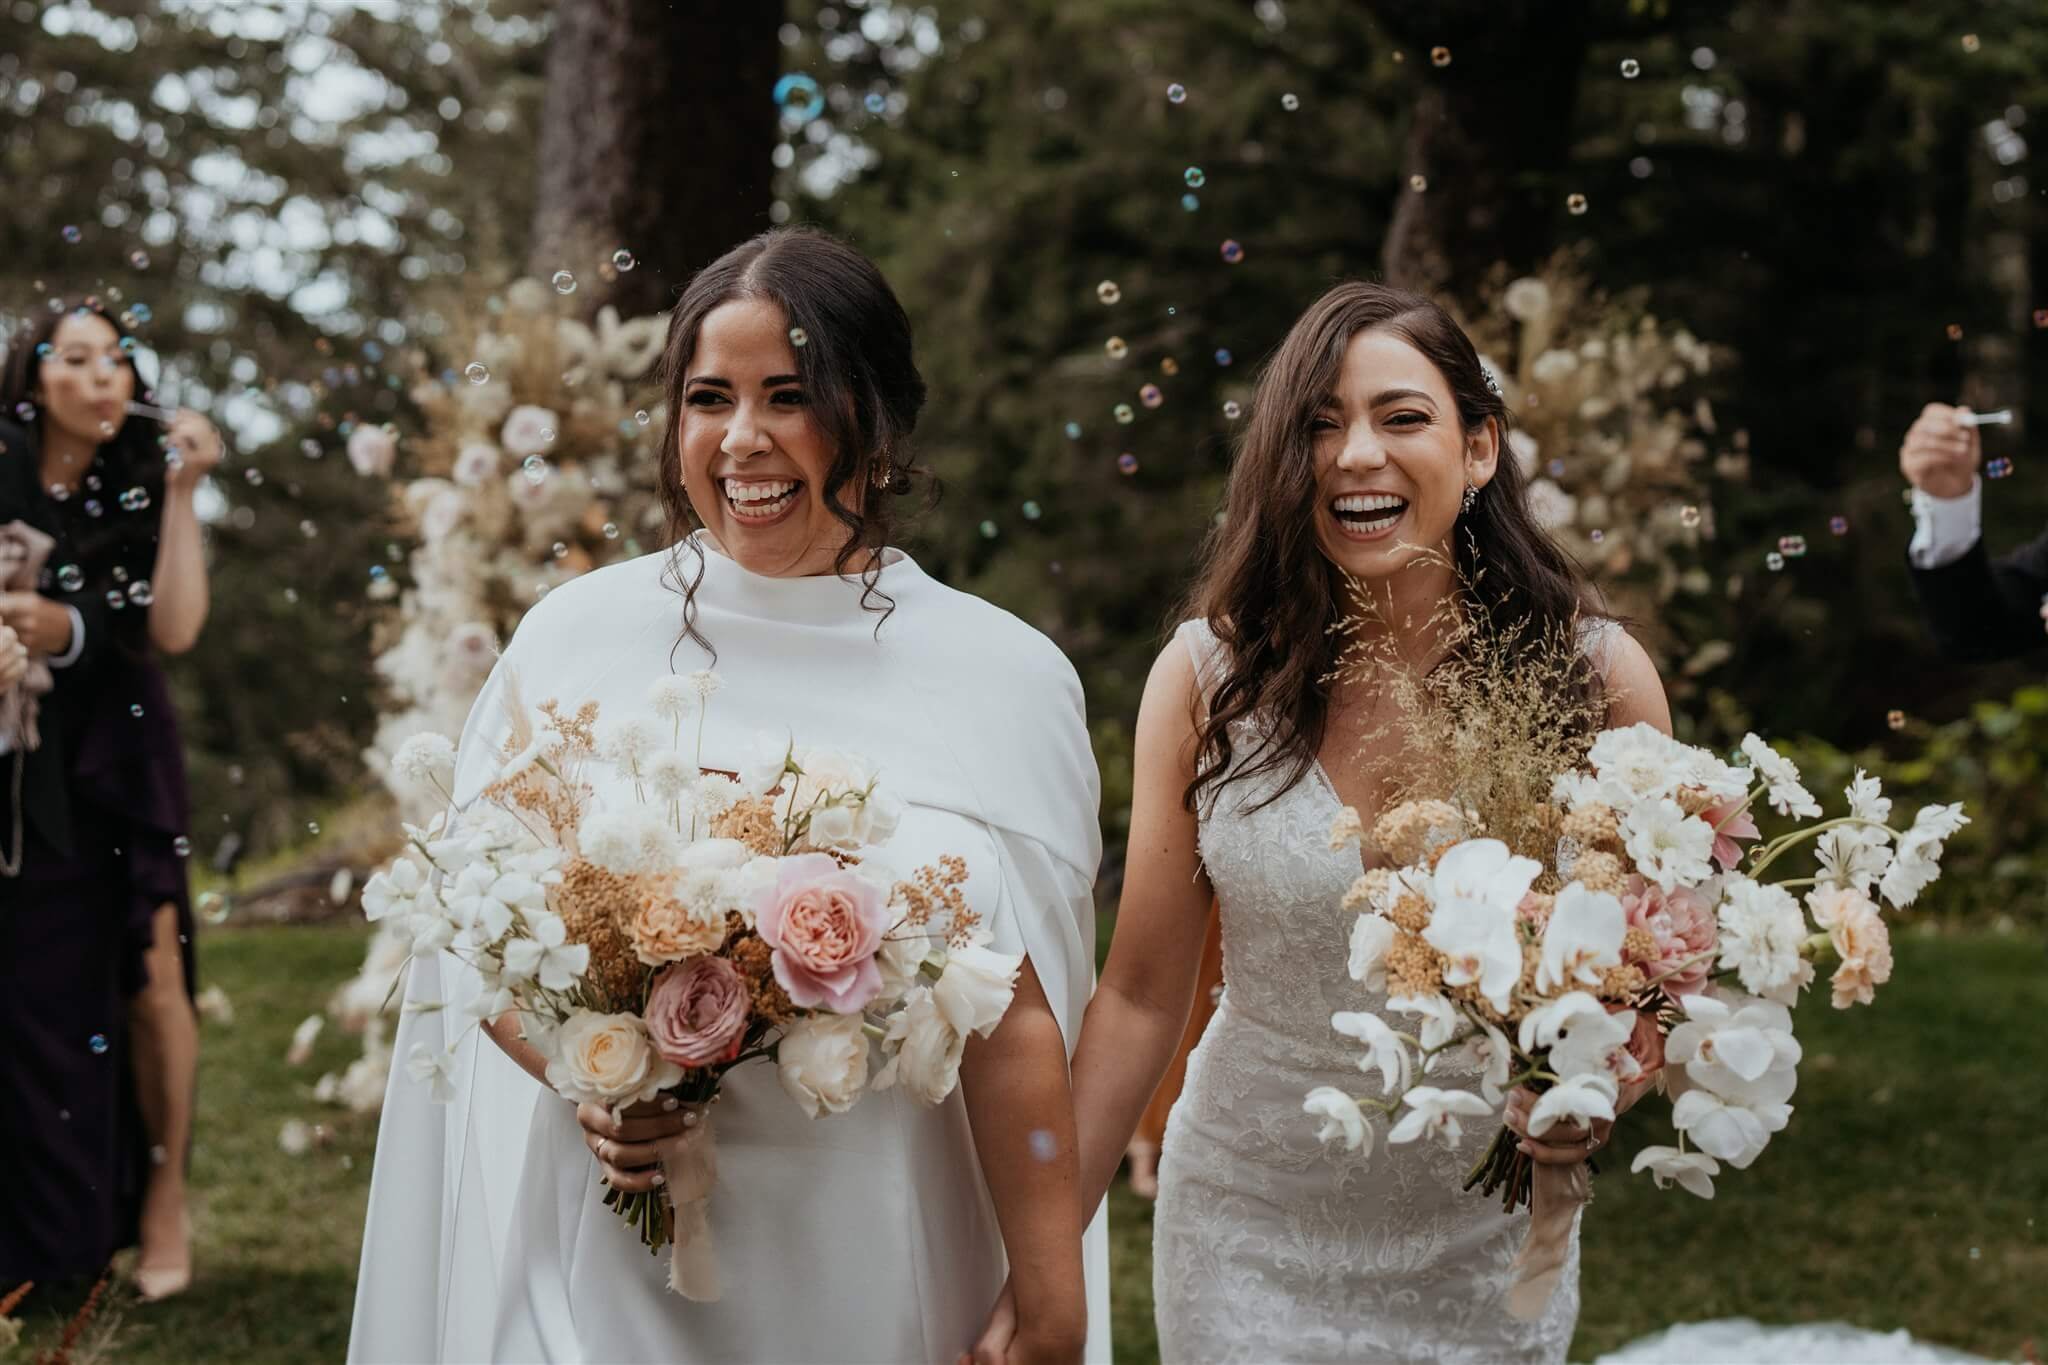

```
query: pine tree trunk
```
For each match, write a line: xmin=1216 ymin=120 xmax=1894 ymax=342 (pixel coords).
xmin=529 ymin=0 xmax=784 ymax=319
xmin=1367 ymin=0 xmax=1594 ymax=304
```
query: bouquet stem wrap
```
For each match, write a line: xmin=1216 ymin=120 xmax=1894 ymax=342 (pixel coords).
xmin=661 ymin=1111 xmax=720 ymax=1301
xmin=1506 ymin=1159 xmax=1588 ymax=1321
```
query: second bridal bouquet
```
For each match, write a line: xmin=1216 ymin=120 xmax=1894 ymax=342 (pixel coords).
xmin=1307 ymin=720 xmax=1966 ymax=1317
xmin=364 ymin=671 xmax=1021 ymax=1300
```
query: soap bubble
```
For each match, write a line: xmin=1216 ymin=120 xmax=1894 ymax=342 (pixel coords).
xmin=789 ymin=326 xmax=809 ymax=347
xmin=1219 ymin=239 xmax=1244 ymax=264
xmin=1181 ymin=194 xmax=1200 ymax=212
xmin=1160 ymin=357 xmax=1179 ymax=376
xmin=551 ymin=270 xmax=577 ymax=295
xmin=1117 ymin=453 xmax=1139 ymax=475
xmin=1166 ymin=83 xmax=1187 ymax=104
xmin=1829 ymin=515 xmax=1850 ymax=535
xmin=1281 ymin=93 xmax=1299 ymax=111
xmin=1223 ymin=400 xmax=1243 ymax=420
xmin=1886 ymin=709 xmax=1906 ymax=731
xmin=57 ymin=564 xmax=84 ymax=591
xmin=1064 ymin=422 xmax=1083 ymax=440
xmin=1410 ymin=174 xmax=1429 ymax=192
xmin=1184 ymin=167 xmax=1206 ymax=188
xmin=464 ymin=362 xmax=490 ymax=385
xmin=1567 ymin=193 xmax=1589 ymax=215
xmin=1430 ymin=46 xmax=1452 ymax=67
xmin=1680 ymin=505 xmax=1702 ymax=529
xmin=1214 ymin=348 xmax=1234 ymax=366
xmin=1139 ymin=384 xmax=1164 ymax=409
xmin=1104 ymin=336 xmax=1128 ymax=359
xmin=773 ymin=73 xmax=825 ymax=123
xmin=1096 ymin=280 xmax=1121 ymax=305
xmin=1765 ymin=551 xmax=1785 ymax=571
xmin=1114 ymin=403 xmax=1135 ymax=425
xmin=611 ymin=249 xmax=636 ymax=272
xmin=1778 ymin=535 xmax=1807 ymax=557
xmin=978 ymin=519 xmax=998 ymax=539
xmin=1620 ymin=58 xmax=1640 ymax=78
xmin=1987 ymin=456 xmax=2014 ymax=479
xmin=61 ymin=225 xmax=82 ymax=244
xmin=89 ymin=1034 xmax=109 ymax=1055
xmin=130 ymin=250 xmax=150 ymax=268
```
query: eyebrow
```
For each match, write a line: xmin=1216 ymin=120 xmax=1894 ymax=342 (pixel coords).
xmin=685 ymin=374 xmax=803 ymax=388
xmin=1315 ymin=386 xmax=1437 ymax=410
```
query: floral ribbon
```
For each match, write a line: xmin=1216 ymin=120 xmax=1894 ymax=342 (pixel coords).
xmin=661 ymin=1109 xmax=721 ymax=1301
xmin=1506 ymin=1159 xmax=1588 ymax=1320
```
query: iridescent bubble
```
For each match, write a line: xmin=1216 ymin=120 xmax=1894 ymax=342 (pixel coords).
xmin=1620 ymin=58 xmax=1640 ymax=78
xmin=13 ymin=402 xmax=33 ymax=421
xmin=35 ymin=342 xmax=53 ymax=358
xmin=1946 ymin=323 xmax=1963 ymax=340
xmin=1139 ymin=384 xmax=1164 ymax=409
xmin=118 ymin=487 xmax=149 ymax=511
xmin=300 ymin=438 xmax=322 ymax=460
xmin=368 ymin=565 xmax=388 ymax=582
xmin=1886 ymin=709 xmax=1906 ymax=731
xmin=1765 ymin=551 xmax=1785 ymax=571
xmin=2035 ymin=309 xmax=2048 ymax=329
xmin=61 ymin=225 xmax=81 ymax=244
xmin=307 ymin=821 xmax=322 ymax=835
xmin=1987 ymin=456 xmax=2014 ymax=479
xmin=1181 ymin=193 xmax=1200 ymax=212
xmin=129 ymin=302 xmax=152 ymax=324
xmin=1567 ymin=193 xmax=1589 ymax=215
xmin=1778 ymin=535 xmax=1807 ymax=557
xmin=129 ymin=703 xmax=143 ymax=717
xmin=1962 ymin=33 xmax=1980 ymax=53
xmin=1829 ymin=515 xmax=1850 ymax=535
xmin=1064 ymin=422 xmax=1082 ymax=440
xmin=1214 ymin=348 xmax=1233 ymax=366
xmin=1022 ymin=500 xmax=1042 ymax=520
xmin=788 ymin=326 xmax=809 ymax=347
xmin=978 ymin=519 xmax=998 ymax=539
xmin=1114 ymin=403 xmax=1135 ymax=424
xmin=128 ymin=580 xmax=154 ymax=605
xmin=130 ymin=249 xmax=150 ymax=269
xmin=300 ymin=519 xmax=318 ymax=539
xmin=83 ymin=499 xmax=104 ymax=518
xmin=603 ymin=522 xmax=620 ymax=540
xmin=773 ymin=72 xmax=825 ymax=123
xmin=173 ymin=836 xmax=191 ymax=857
xmin=1166 ymin=82 xmax=1187 ymax=104
xmin=1096 ymin=280 xmax=1121 ymax=305
xmin=119 ymin=337 xmax=138 ymax=355
xmin=1117 ymin=453 xmax=1139 ymax=475
xmin=1679 ymin=505 xmax=1701 ymax=528
xmin=57 ymin=564 xmax=84 ymax=591
xmin=1159 ymin=357 xmax=1179 ymax=376
xmin=464 ymin=362 xmax=490 ymax=385
xmin=1589 ymin=529 xmax=1606 ymax=543
xmin=863 ymin=92 xmax=886 ymax=114
xmin=551 ymin=541 xmax=568 ymax=559
xmin=1219 ymin=239 xmax=1244 ymax=264
xmin=198 ymin=890 xmax=230 ymax=924
xmin=551 ymin=270 xmax=577 ymax=295
xmin=635 ymin=409 xmax=651 ymax=426
xmin=1184 ymin=166 xmax=1206 ymax=188
xmin=243 ymin=468 xmax=264 ymax=486
xmin=1281 ymin=93 xmax=1299 ymax=111
xmin=1104 ymin=336 xmax=1128 ymax=359
xmin=89 ymin=1034 xmax=109 ymax=1055
xmin=1223 ymin=400 xmax=1243 ymax=420
xmin=1430 ymin=45 xmax=1452 ymax=66
xmin=1409 ymin=174 xmax=1428 ymax=192
xmin=1027 ymin=1128 xmax=1058 ymax=1162
xmin=611 ymin=248 xmax=636 ymax=271
xmin=523 ymin=454 xmax=548 ymax=483
xmin=1548 ymin=459 xmax=1567 ymax=479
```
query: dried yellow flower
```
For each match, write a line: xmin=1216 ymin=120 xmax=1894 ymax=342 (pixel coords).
xmin=1620 ymin=925 xmax=1658 ymax=965
xmin=1389 ymin=892 xmax=1432 ymax=934
xmin=1561 ymin=804 xmax=1624 ymax=856
xmin=1572 ymin=850 xmax=1628 ymax=895
xmin=552 ymin=857 xmax=645 ymax=1010
xmin=1385 ymin=930 xmax=1446 ymax=997
xmin=1371 ymin=799 xmax=1469 ymax=867
xmin=712 ymin=797 xmax=784 ymax=858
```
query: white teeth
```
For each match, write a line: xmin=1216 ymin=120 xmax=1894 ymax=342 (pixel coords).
xmin=724 ymin=478 xmax=797 ymax=505
xmin=1334 ymin=493 xmax=1408 ymax=514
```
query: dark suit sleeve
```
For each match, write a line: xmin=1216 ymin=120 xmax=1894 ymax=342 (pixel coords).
xmin=51 ymin=587 xmax=112 ymax=675
xmin=1907 ymin=524 xmax=2048 ymax=663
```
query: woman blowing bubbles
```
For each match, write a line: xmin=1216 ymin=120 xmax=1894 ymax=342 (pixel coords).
xmin=0 ymin=300 xmax=222 ymax=1301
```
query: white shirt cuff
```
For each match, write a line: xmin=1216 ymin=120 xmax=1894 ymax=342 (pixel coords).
xmin=47 ymin=605 xmax=87 ymax=669
xmin=1908 ymin=478 xmax=1983 ymax=570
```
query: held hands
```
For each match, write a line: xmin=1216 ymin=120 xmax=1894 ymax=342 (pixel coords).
xmin=163 ymin=408 xmax=224 ymax=492
xmin=961 ymin=1276 xmax=1083 ymax=1365
xmin=0 ymin=623 xmax=26 ymax=689
xmin=575 ymin=1095 xmax=698 ymax=1194
xmin=0 ymin=594 xmax=72 ymax=657
xmin=1899 ymin=402 xmax=1981 ymax=499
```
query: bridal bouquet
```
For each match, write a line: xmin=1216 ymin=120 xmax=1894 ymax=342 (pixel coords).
xmin=364 ymin=671 xmax=1021 ymax=1300
xmin=1307 ymin=722 xmax=1966 ymax=1316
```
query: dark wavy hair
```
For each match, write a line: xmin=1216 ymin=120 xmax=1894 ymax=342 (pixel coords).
xmin=1181 ymin=280 xmax=1606 ymax=814
xmin=1 ymin=299 xmax=166 ymax=652
xmin=655 ymin=227 xmax=933 ymax=652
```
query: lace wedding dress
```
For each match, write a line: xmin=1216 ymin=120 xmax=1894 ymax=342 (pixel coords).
xmin=1151 ymin=620 xmax=1579 ymax=1364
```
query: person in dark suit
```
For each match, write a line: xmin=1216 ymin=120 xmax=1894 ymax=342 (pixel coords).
xmin=1900 ymin=401 xmax=2048 ymax=661
xmin=0 ymin=300 xmax=220 ymax=1301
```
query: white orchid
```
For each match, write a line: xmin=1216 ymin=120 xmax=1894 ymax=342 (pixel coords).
xmin=1666 ymin=993 xmax=1800 ymax=1097
xmin=1516 ymin=991 xmax=1606 ymax=1054
xmin=361 ymin=857 xmax=426 ymax=924
xmin=1387 ymin=1086 xmax=1494 ymax=1149
xmin=501 ymin=909 xmax=590 ymax=992
xmin=1714 ymin=876 xmax=1812 ymax=1005
xmin=1445 ymin=1019 xmax=1514 ymax=1105
xmin=1527 ymin=1071 xmax=1618 ymax=1137
xmin=1431 ymin=839 xmax=1544 ymax=911
xmin=1631 ymin=1145 xmax=1720 ymax=1198
xmin=1535 ymin=882 xmax=1626 ymax=992
xmin=1421 ymin=895 xmax=1523 ymax=1015
xmin=1303 ymin=1087 xmax=1373 ymax=1154
xmin=1740 ymin=733 xmax=1822 ymax=819
xmin=1332 ymin=1011 xmax=1411 ymax=1095
xmin=1347 ymin=914 xmax=1395 ymax=992
xmin=1670 ymin=1083 xmax=1788 ymax=1169
xmin=405 ymin=1043 xmax=459 ymax=1103
xmin=1387 ymin=993 xmax=1462 ymax=1056
xmin=1621 ymin=797 xmax=1716 ymax=893
xmin=443 ymin=862 xmax=546 ymax=944
xmin=1548 ymin=1007 xmax=1642 ymax=1088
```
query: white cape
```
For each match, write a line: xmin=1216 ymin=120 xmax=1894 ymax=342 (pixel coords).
xmin=349 ymin=537 xmax=1108 ymax=1363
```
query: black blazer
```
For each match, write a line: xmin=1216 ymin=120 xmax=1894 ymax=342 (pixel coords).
xmin=1907 ymin=522 xmax=2048 ymax=664
xmin=0 ymin=415 xmax=120 ymax=861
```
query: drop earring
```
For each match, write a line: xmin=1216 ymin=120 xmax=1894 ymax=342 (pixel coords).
xmin=1460 ymin=484 xmax=1479 ymax=515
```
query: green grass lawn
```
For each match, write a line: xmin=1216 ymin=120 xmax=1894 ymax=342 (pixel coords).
xmin=11 ymin=924 xmax=2043 ymax=1362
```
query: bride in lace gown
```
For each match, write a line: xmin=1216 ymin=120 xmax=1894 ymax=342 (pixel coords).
xmin=971 ymin=282 xmax=1672 ymax=1364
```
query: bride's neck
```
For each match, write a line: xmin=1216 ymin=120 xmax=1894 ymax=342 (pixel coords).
xmin=1336 ymin=559 xmax=1462 ymax=673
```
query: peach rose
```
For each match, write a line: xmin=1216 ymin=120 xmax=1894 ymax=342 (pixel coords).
xmin=753 ymin=853 xmax=887 ymax=1013
xmin=1622 ymin=877 xmax=1717 ymax=1001
xmin=627 ymin=891 xmax=726 ymax=967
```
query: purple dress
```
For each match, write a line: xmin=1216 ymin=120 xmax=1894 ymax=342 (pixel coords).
xmin=0 ymin=416 xmax=195 ymax=1283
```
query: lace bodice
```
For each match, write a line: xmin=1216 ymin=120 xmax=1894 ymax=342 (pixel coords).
xmin=1149 ymin=619 xmax=1577 ymax=1365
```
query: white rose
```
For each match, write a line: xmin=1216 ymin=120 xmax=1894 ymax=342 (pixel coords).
xmin=808 ymin=802 xmax=859 ymax=849
xmin=877 ymin=929 xmax=933 ymax=999
xmin=421 ymin=487 xmax=465 ymax=543
xmin=739 ymin=732 xmax=792 ymax=797
xmin=543 ymin=1010 xmax=681 ymax=1107
xmin=500 ymin=404 xmax=559 ymax=458
xmin=776 ymin=1013 xmax=870 ymax=1118
xmin=931 ymin=941 xmax=1020 ymax=1039
xmin=874 ymin=987 xmax=965 ymax=1106
xmin=864 ymin=790 xmax=904 ymax=845
xmin=452 ymin=441 xmax=500 ymax=487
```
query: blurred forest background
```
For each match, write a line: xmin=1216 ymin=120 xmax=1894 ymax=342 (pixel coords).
xmin=4 ymin=0 xmax=2047 ymax=916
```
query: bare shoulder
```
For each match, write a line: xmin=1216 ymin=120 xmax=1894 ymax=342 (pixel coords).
xmin=1135 ymin=630 xmax=1205 ymax=779
xmin=1591 ymin=624 xmax=1673 ymax=735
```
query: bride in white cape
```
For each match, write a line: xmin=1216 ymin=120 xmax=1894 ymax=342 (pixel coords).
xmin=348 ymin=228 xmax=1107 ymax=1364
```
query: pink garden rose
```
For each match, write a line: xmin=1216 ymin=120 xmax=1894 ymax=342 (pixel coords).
xmin=1621 ymin=876 xmax=1717 ymax=1001
xmin=645 ymin=955 xmax=750 ymax=1068
xmin=753 ymin=853 xmax=888 ymax=1013
xmin=1703 ymin=797 xmax=1760 ymax=872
